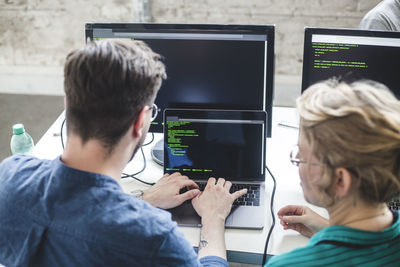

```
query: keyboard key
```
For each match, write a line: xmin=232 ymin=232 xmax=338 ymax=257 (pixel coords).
xmin=194 ymin=182 xmax=261 ymax=207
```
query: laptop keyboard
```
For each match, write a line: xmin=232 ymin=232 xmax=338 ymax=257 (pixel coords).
xmin=388 ymin=194 xmax=400 ymax=211
xmin=194 ymin=182 xmax=261 ymax=206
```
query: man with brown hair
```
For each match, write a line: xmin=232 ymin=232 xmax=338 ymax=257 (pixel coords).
xmin=0 ymin=39 xmax=246 ymax=266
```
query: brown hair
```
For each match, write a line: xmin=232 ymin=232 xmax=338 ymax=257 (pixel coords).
xmin=64 ymin=39 xmax=166 ymax=153
xmin=297 ymin=79 xmax=400 ymax=204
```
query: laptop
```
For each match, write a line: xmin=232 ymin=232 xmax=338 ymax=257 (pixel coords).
xmin=164 ymin=109 xmax=267 ymax=229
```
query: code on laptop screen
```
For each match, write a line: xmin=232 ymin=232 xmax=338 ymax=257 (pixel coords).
xmin=164 ymin=111 xmax=266 ymax=181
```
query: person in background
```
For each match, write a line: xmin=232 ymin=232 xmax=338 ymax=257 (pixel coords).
xmin=359 ymin=0 xmax=400 ymax=31
xmin=267 ymin=79 xmax=400 ymax=266
xmin=0 ymin=39 xmax=247 ymax=266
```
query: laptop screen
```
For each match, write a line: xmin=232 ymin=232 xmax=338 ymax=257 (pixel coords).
xmin=163 ymin=109 xmax=266 ymax=181
xmin=302 ymin=27 xmax=400 ymax=99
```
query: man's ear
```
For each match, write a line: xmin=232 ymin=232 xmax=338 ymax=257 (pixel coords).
xmin=334 ymin=167 xmax=353 ymax=198
xmin=132 ymin=107 xmax=148 ymax=138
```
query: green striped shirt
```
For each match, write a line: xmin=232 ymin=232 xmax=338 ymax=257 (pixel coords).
xmin=267 ymin=212 xmax=400 ymax=266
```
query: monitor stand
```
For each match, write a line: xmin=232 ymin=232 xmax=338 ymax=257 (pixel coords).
xmin=151 ymin=139 xmax=164 ymax=165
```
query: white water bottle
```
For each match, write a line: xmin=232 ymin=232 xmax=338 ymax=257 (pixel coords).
xmin=10 ymin=123 xmax=34 ymax=155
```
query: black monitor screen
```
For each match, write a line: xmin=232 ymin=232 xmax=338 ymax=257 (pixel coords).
xmin=86 ymin=23 xmax=274 ymax=136
xmin=302 ymin=27 xmax=400 ymax=99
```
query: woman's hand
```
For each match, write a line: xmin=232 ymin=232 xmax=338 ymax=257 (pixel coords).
xmin=278 ymin=205 xmax=329 ymax=238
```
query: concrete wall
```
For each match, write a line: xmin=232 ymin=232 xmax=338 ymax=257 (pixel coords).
xmin=150 ymin=0 xmax=380 ymax=76
xmin=0 ymin=0 xmax=149 ymax=95
xmin=0 ymin=0 xmax=381 ymax=104
xmin=149 ymin=0 xmax=381 ymax=105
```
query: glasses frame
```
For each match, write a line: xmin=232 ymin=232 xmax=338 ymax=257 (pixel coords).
xmin=290 ymin=144 xmax=322 ymax=167
xmin=149 ymin=103 xmax=161 ymax=122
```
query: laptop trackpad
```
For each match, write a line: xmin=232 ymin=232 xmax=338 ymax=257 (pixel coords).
xmin=169 ymin=203 xmax=238 ymax=227
xmin=182 ymin=204 xmax=202 ymax=226
xmin=169 ymin=203 xmax=201 ymax=227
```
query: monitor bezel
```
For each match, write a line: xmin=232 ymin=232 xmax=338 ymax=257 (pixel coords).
xmin=85 ymin=23 xmax=275 ymax=137
xmin=301 ymin=27 xmax=400 ymax=92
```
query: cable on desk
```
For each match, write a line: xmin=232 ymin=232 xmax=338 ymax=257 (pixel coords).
xmin=142 ymin=132 xmax=155 ymax=146
xmin=60 ymin=118 xmax=66 ymax=150
xmin=262 ymin=164 xmax=277 ymax=266
xmin=121 ymin=146 xmax=155 ymax=186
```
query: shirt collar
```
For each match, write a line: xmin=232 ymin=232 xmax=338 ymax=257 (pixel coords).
xmin=52 ymin=156 xmax=122 ymax=190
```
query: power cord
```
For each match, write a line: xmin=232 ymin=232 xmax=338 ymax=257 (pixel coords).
xmin=121 ymin=146 xmax=155 ymax=186
xmin=60 ymin=118 xmax=66 ymax=149
xmin=142 ymin=132 xmax=155 ymax=146
xmin=121 ymin=133 xmax=155 ymax=185
xmin=262 ymin=164 xmax=277 ymax=266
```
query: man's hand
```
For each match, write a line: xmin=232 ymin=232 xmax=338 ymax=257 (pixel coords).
xmin=191 ymin=177 xmax=247 ymax=260
xmin=278 ymin=205 xmax=329 ymax=238
xmin=191 ymin=177 xmax=247 ymax=222
xmin=142 ymin=172 xmax=200 ymax=209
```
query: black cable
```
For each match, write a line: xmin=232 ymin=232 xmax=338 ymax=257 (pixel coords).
xmin=262 ymin=165 xmax=277 ymax=266
xmin=142 ymin=132 xmax=155 ymax=146
xmin=60 ymin=118 xmax=66 ymax=149
xmin=121 ymin=146 xmax=155 ymax=186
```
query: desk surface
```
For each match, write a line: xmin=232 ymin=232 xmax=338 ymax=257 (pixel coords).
xmin=33 ymin=107 xmax=328 ymax=264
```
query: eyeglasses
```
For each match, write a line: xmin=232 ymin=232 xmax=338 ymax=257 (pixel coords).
xmin=149 ymin=103 xmax=161 ymax=122
xmin=290 ymin=145 xmax=322 ymax=167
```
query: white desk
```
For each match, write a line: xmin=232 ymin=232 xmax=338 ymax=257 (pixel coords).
xmin=33 ymin=107 xmax=327 ymax=264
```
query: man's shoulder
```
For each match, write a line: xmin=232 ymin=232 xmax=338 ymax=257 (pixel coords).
xmin=360 ymin=0 xmax=400 ymax=30
xmin=79 ymin=192 xmax=178 ymax=244
xmin=60 ymin=195 xmax=190 ymax=262
xmin=0 ymin=154 xmax=49 ymax=183
xmin=106 ymin=194 xmax=176 ymax=232
xmin=1 ymin=154 xmax=41 ymax=166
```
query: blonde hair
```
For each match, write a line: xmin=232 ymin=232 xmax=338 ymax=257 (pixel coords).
xmin=297 ymin=79 xmax=400 ymax=204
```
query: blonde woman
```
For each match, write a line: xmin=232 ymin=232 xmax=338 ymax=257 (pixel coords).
xmin=267 ymin=79 xmax=400 ymax=266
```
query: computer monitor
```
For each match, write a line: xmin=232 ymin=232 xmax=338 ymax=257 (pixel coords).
xmin=85 ymin=23 xmax=275 ymax=137
xmin=302 ymin=27 xmax=400 ymax=209
xmin=302 ymin=27 xmax=400 ymax=99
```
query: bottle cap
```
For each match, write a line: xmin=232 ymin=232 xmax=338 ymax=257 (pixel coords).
xmin=12 ymin=123 xmax=25 ymax=135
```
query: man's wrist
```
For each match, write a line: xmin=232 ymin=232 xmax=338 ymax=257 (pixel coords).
xmin=198 ymin=215 xmax=227 ymax=260
xmin=140 ymin=190 xmax=158 ymax=207
xmin=130 ymin=189 xmax=144 ymax=199
xmin=201 ymin=214 xmax=226 ymax=226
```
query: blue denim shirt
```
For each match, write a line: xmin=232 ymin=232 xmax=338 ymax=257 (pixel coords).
xmin=0 ymin=155 xmax=228 ymax=267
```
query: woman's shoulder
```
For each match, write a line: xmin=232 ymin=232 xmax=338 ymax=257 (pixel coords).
xmin=267 ymin=213 xmax=400 ymax=266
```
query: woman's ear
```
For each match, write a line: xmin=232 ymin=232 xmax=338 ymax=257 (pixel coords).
xmin=132 ymin=107 xmax=148 ymax=138
xmin=334 ymin=167 xmax=353 ymax=198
